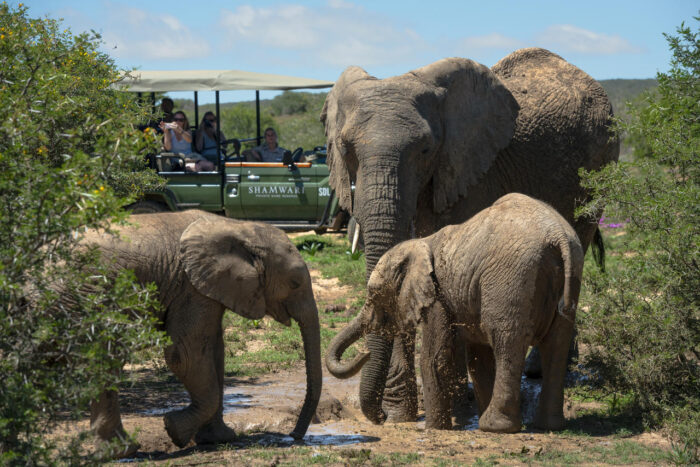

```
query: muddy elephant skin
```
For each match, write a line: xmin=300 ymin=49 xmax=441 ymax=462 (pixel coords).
xmin=327 ymin=194 xmax=584 ymax=432
xmin=321 ymin=48 xmax=619 ymax=421
xmin=80 ymin=210 xmax=321 ymax=456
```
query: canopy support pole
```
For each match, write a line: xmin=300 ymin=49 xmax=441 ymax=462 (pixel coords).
xmin=194 ymin=91 xmax=199 ymax=129
xmin=256 ymin=90 xmax=261 ymax=146
xmin=216 ymin=90 xmax=221 ymax=168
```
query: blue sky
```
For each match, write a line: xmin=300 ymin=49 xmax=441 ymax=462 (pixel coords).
xmin=21 ymin=1 xmax=699 ymax=102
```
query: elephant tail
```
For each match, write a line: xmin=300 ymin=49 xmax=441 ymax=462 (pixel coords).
xmin=553 ymin=230 xmax=585 ymax=323
xmin=591 ymin=227 xmax=606 ymax=272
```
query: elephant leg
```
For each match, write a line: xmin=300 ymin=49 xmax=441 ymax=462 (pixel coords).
xmin=525 ymin=331 xmax=577 ymax=379
xmin=194 ymin=324 xmax=237 ymax=445
xmin=90 ymin=389 xmax=139 ymax=458
xmin=163 ymin=298 xmax=231 ymax=448
xmin=479 ymin=329 xmax=528 ymax=433
xmin=466 ymin=343 xmax=495 ymax=415
xmin=382 ymin=335 xmax=418 ymax=422
xmin=523 ymin=346 xmax=543 ymax=378
xmin=534 ymin=313 xmax=575 ymax=430
xmin=420 ymin=303 xmax=455 ymax=430
xmin=450 ymin=331 xmax=472 ymax=425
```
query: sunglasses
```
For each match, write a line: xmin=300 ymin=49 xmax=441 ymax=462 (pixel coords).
xmin=174 ymin=118 xmax=185 ymax=122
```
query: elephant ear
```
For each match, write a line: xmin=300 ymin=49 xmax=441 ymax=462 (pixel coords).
xmin=321 ymin=66 xmax=373 ymax=213
xmin=180 ymin=218 xmax=266 ymax=320
xmin=394 ymin=240 xmax=436 ymax=331
xmin=413 ymin=57 xmax=519 ymax=213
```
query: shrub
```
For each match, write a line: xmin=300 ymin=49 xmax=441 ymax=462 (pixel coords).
xmin=578 ymin=17 xmax=699 ymax=456
xmin=0 ymin=4 xmax=167 ymax=463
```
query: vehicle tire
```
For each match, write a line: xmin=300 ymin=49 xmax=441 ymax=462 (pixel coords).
xmin=126 ymin=200 xmax=169 ymax=214
xmin=347 ymin=217 xmax=364 ymax=252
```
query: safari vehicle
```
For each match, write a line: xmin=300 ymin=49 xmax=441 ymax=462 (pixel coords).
xmin=116 ymin=70 xmax=347 ymax=232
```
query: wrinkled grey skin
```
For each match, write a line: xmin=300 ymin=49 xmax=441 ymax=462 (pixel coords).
xmin=327 ymin=194 xmax=584 ymax=432
xmin=321 ymin=48 xmax=619 ymax=422
xmin=84 ymin=211 xmax=321 ymax=456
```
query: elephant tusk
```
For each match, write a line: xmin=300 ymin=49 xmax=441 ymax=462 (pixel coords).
xmin=351 ymin=221 xmax=361 ymax=254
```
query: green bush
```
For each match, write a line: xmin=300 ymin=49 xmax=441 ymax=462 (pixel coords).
xmin=0 ymin=4 xmax=167 ymax=463
xmin=578 ymin=17 xmax=699 ymax=457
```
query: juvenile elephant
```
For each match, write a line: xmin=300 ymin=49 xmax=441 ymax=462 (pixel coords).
xmin=327 ymin=194 xmax=584 ymax=432
xmin=321 ymin=48 xmax=618 ymax=421
xmin=81 ymin=210 xmax=321 ymax=455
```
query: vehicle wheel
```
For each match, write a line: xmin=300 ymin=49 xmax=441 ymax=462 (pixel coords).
xmin=127 ymin=200 xmax=169 ymax=214
xmin=347 ymin=217 xmax=364 ymax=252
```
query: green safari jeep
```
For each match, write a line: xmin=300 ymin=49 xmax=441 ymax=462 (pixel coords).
xmin=116 ymin=69 xmax=347 ymax=233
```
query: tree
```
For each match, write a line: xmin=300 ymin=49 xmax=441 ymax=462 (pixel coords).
xmin=578 ymin=17 xmax=699 ymax=455
xmin=0 ymin=4 xmax=166 ymax=463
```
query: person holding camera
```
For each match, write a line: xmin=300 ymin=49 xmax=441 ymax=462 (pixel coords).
xmin=159 ymin=110 xmax=193 ymax=155
xmin=194 ymin=111 xmax=226 ymax=171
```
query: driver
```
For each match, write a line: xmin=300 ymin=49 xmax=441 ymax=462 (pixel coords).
xmin=251 ymin=127 xmax=287 ymax=162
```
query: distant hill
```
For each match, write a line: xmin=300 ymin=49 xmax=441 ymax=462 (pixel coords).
xmin=599 ymin=78 xmax=657 ymax=119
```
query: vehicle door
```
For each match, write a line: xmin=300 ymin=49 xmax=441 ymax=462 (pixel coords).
xmin=158 ymin=156 xmax=222 ymax=211
xmin=237 ymin=162 xmax=322 ymax=220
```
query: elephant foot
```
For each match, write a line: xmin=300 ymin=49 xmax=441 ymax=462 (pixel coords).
xmin=524 ymin=347 xmax=542 ymax=379
xmin=94 ymin=435 xmax=140 ymax=459
xmin=383 ymin=402 xmax=417 ymax=423
xmin=533 ymin=411 xmax=565 ymax=431
xmin=164 ymin=410 xmax=198 ymax=448
xmin=479 ymin=408 xmax=521 ymax=433
xmin=194 ymin=419 xmax=237 ymax=445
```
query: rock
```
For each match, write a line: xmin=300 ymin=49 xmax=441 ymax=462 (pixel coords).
xmin=324 ymin=304 xmax=346 ymax=314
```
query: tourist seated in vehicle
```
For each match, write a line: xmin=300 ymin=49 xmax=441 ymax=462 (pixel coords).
xmin=159 ymin=110 xmax=193 ymax=155
xmin=194 ymin=111 xmax=226 ymax=171
xmin=250 ymin=127 xmax=288 ymax=162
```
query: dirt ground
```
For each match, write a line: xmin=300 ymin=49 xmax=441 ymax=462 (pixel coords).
xmin=53 ymin=242 xmax=672 ymax=465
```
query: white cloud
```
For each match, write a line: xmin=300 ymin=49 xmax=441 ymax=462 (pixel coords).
xmin=100 ymin=4 xmax=210 ymax=61
xmin=535 ymin=25 xmax=644 ymax=55
xmin=218 ymin=2 xmax=428 ymax=69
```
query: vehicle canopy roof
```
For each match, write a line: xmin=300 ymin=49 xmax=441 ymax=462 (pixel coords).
xmin=113 ymin=69 xmax=334 ymax=92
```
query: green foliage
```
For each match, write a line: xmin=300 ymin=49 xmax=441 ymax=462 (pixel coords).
xmin=219 ymin=103 xmax=275 ymax=151
xmin=0 ymin=4 xmax=166 ymax=463
xmin=268 ymin=90 xmax=326 ymax=117
xmin=578 ymin=17 xmax=699 ymax=455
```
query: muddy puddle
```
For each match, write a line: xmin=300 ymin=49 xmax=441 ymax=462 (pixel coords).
xmin=135 ymin=370 xmax=543 ymax=442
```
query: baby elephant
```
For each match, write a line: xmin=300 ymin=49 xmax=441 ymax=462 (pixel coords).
xmin=327 ymin=193 xmax=584 ymax=433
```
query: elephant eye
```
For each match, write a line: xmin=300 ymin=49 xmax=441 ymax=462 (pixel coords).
xmin=289 ymin=279 xmax=301 ymax=290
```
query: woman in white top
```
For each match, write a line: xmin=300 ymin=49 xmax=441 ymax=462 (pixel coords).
xmin=160 ymin=110 xmax=193 ymax=155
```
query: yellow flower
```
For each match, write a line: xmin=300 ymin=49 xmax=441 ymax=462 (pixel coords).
xmin=1 ymin=35 xmax=4 ymax=40
xmin=99 ymin=186 xmax=105 ymax=192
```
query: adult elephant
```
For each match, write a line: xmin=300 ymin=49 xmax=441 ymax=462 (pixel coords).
xmin=320 ymin=48 xmax=618 ymax=423
xmin=83 ymin=210 xmax=321 ymax=455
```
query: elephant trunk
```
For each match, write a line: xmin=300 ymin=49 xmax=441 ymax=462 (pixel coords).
xmin=359 ymin=334 xmax=393 ymax=424
xmin=289 ymin=298 xmax=323 ymax=440
xmin=354 ymin=163 xmax=416 ymax=424
xmin=355 ymin=157 xmax=413 ymax=279
xmin=325 ymin=315 xmax=370 ymax=378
